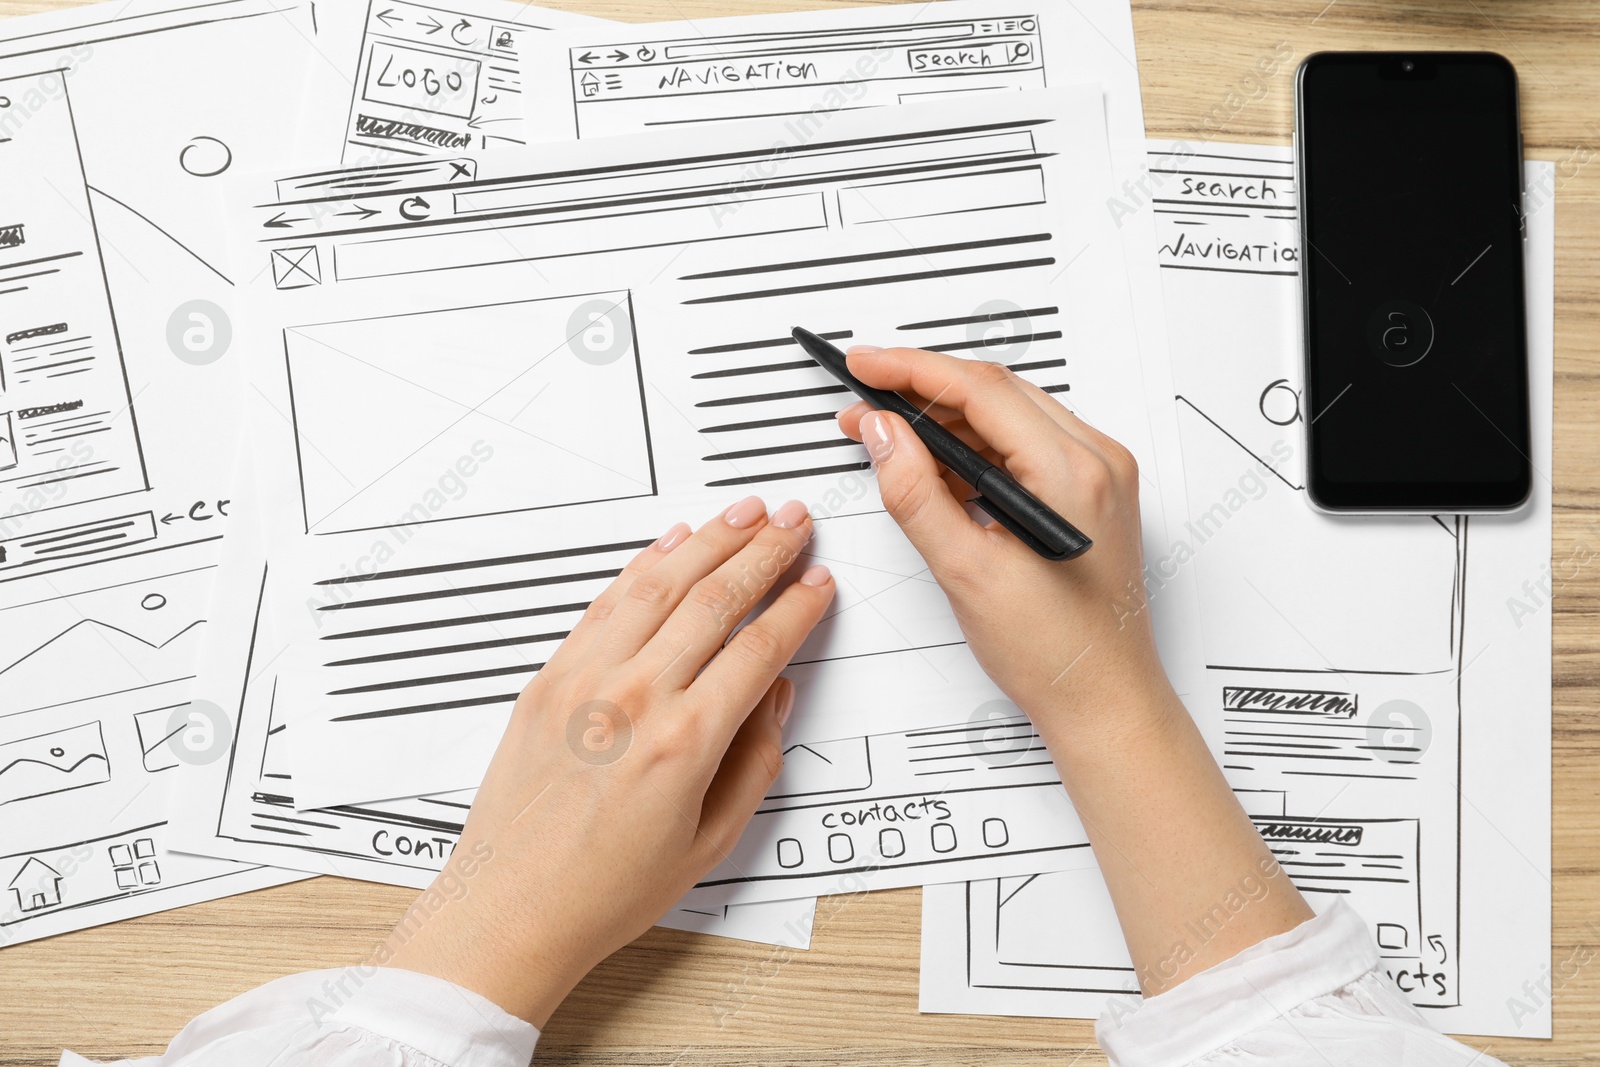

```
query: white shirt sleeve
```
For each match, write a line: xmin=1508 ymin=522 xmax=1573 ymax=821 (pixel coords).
xmin=58 ymin=966 xmax=539 ymax=1067
xmin=1095 ymin=900 xmax=1505 ymax=1067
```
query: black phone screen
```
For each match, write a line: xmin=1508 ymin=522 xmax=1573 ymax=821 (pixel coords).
xmin=1297 ymin=53 xmax=1530 ymax=510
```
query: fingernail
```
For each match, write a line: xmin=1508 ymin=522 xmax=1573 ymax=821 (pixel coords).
xmin=860 ymin=411 xmax=894 ymax=463
xmin=722 ymin=495 xmax=766 ymax=529
xmin=654 ymin=522 xmax=690 ymax=552
xmin=775 ymin=678 xmax=796 ymax=728
xmin=799 ymin=564 xmax=832 ymax=587
xmin=846 ymin=344 xmax=883 ymax=355
xmin=770 ymin=499 xmax=809 ymax=529
xmin=838 ymin=399 xmax=871 ymax=421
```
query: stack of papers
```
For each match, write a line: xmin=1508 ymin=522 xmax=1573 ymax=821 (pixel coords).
xmin=0 ymin=0 xmax=1551 ymax=1040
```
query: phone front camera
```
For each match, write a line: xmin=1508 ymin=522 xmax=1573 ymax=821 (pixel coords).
xmin=1401 ymin=59 xmax=1416 ymax=72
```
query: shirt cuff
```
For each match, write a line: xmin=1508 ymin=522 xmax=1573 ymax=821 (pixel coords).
xmin=65 ymin=966 xmax=539 ymax=1067
xmin=322 ymin=966 xmax=540 ymax=1066
xmin=1096 ymin=899 xmax=1377 ymax=1066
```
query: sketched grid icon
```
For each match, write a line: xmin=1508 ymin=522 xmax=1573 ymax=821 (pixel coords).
xmin=271 ymin=246 xmax=321 ymax=290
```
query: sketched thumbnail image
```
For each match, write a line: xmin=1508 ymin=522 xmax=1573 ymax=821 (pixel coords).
xmin=0 ymin=722 xmax=109 ymax=805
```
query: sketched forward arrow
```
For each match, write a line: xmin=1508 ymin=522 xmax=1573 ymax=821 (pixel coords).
xmin=417 ymin=14 xmax=443 ymax=33
xmin=335 ymin=203 xmax=380 ymax=220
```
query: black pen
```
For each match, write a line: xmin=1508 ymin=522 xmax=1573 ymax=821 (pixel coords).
xmin=792 ymin=327 xmax=1092 ymax=562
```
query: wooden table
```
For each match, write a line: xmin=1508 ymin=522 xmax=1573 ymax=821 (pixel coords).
xmin=3 ymin=1 xmax=1596 ymax=1064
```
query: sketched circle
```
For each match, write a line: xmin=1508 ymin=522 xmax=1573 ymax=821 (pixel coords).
xmin=179 ymin=136 xmax=233 ymax=178
xmin=165 ymin=701 xmax=233 ymax=766
xmin=566 ymin=300 xmax=631 ymax=366
xmin=966 ymin=698 xmax=1030 ymax=768
xmin=966 ymin=299 xmax=1030 ymax=363
xmin=141 ymin=593 xmax=168 ymax=611
xmin=1258 ymin=378 xmax=1301 ymax=426
xmin=566 ymin=699 xmax=633 ymax=766
xmin=167 ymin=300 xmax=232 ymax=365
xmin=1364 ymin=699 xmax=1431 ymax=764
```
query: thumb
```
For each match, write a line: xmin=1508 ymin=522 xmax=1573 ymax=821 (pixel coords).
xmin=698 ymin=677 xmax=792 ymax=859
xmin=860 ymin=410 xmax=986 ymax=579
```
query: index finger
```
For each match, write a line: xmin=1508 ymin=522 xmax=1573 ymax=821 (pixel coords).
xmin=845 ymin=346 xmax=1070 ymax=461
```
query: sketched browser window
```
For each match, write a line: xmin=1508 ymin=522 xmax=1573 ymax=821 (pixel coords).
xmin=564 ymin=16 xmax=1043 ymax=136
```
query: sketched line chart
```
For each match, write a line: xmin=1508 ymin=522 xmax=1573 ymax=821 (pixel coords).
xmin=0 ymin=617 xmax=203 ymax=715
xmin=0 ymin=561 xmax=213 ymax=716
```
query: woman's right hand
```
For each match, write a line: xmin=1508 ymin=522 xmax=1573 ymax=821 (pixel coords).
xmin=841 ymin=347 xmax=1314 ymax=995
xmin=836 ymin=345 xmax=1173 ymax=734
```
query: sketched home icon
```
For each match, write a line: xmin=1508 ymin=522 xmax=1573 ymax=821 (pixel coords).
xmin=8 ymin=856 xmax=62 ymax=912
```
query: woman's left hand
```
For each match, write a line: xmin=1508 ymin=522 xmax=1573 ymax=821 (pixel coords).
xmin=377 ymin=497 xmax=834 ymax=1026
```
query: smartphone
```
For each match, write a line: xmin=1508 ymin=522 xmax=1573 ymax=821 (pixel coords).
xmin=1295 ymin=52 xmax=1530 ymax=512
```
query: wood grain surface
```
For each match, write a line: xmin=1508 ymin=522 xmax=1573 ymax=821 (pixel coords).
xmin=1 ymin=1 xmax=1595 ymax=1064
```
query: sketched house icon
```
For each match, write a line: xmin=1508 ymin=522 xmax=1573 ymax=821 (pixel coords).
xmin=8 ymin=856 xmax=62 ymax=912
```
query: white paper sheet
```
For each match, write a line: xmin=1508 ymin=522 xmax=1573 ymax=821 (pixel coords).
xmin=192 ymin=86 xmax=1185 ymax=908
xmin=229 ymin=87 xmax=1183 ymax=813
xmin=918 ymin=146 xmax=1554 ymax=1040
xmin=0 ymin=0 xmax=380 ymax=946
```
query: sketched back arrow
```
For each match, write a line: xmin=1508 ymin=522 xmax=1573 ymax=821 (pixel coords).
xmin=577 ymin=50 xmax=598 ymax=64
xmin=374 ymin=7 xmax=399 ymax=27
xmin=263 ymin=212 xmax=304 ymax=229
